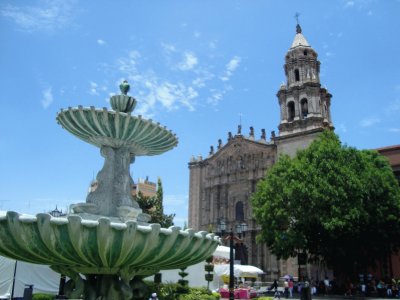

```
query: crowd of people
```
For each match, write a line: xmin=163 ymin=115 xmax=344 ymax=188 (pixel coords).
xmin=296 ymin=275 xmax=400 ymax=298
xmin=267 ymin=275 xmax=400 ymax=299
xmin=344 ymin=277 xmax=400 ymax=298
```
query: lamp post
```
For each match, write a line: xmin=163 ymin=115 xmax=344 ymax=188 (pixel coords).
xmin=217 ymin=219 xmax=247 ymax=300
xmin=229 ymin=229 xmax=234 ymax=300
xmin=235 ymin=222 xmax=248 ymax=265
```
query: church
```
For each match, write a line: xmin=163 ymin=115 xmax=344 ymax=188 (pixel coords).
xmin=188 ymin=23 xmax=335 ymax=280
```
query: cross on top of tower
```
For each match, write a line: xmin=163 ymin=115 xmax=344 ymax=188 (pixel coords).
xmin=294 ymin=12 xmax=302 ymax=34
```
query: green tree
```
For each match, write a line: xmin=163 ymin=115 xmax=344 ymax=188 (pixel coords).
xmin=155 ymin=177 xmax=163 ymax=213
xmin=251 ymin=130 xmax=400 ymax=279
xmin=135 ymin=178 xmax=175 ymax=227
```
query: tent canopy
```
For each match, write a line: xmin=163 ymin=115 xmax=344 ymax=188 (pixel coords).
xmin=214 ymin=264 xmax=264 ymax=278
xmin=213 ymin=246 xmax=231 ymax=259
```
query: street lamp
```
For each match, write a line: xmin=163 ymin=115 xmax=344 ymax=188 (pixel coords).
xmin=217 ymin=219 xmax=247 ymax=300
xmin=235 ymin=222 xmax=248 ymax=265
xmin=217 ymin=219 xmax=226 ymax=234
xmin=235 ymin=222 xmax=248 ymax=238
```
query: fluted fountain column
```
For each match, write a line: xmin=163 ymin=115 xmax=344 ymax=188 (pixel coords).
xmin=86 ymin=146 xmax=139 ymax=217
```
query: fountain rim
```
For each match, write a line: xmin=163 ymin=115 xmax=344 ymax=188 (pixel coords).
xmin=56 ymin=105 xmax=179 ymax=156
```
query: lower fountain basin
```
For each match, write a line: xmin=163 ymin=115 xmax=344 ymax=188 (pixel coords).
xmin=0 ymin=211 xmax=219 ymax=276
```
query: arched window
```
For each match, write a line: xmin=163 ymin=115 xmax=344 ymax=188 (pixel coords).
xmin=287 ymin=102 xmax=295 ymax=122
xmin=304 ymin=50 xmax=308 ymax=56
xmin=301 ymin=98 xmax=308 ymax=118
xmin=294 ymin=69 xmax=300 ymax=81
xmin=235 ymin=201 xmax=244 ymax=221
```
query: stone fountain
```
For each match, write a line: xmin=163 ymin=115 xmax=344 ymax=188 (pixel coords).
xmin=0 ymin=81 xmax=219 ymax=299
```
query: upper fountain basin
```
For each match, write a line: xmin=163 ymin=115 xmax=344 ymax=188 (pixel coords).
xmin=56 ymin=106 xmax=178 ymax=156
xmin=0 ymin=211 xmax=220 ymax=276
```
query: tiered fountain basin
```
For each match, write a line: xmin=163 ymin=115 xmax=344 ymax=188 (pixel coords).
xmin=0 ymin=211 xmax=219 ymax=276
xmin=57 ymin=106 xmax=178 ymax=156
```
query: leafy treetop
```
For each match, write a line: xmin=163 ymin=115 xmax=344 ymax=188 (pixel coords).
xmin=251 ymin=130 xmax=400 ymax=278
xmin=136 ymin=178 xmax=175 ymax=228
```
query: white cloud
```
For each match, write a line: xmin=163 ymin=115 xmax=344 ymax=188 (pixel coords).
xmin=192 ymin=71 xmax=215 ymax=88
xmin=385 ymin=99 xmax=400 ymax=114
xmin=41 ymin=87 xmax=53 ymax=109
xmin=89 ymin=81 xmax=108 ymax=96
xmin=178 ymin=52 xmax=198 ymax=71
xmin=227 ymin=56 xmax=241 ymax=72
xmin=89 ymin=81 xmax=98 ymax=95
xmin=193 ymin=31 xmax=201 ymax=38
xmin=220 ymin=56 xmax=241 ymax=82
xmin=97 ymin=39 xmax=105 ymax=45
xmin=389 ymin=128 xmax=400 ymax=133
xmin=209 ymin=41 xmax=217 ymax=49
xmin=161 ymin=42 xmax=176 ymax=53
xmin=208 ymin=91 xmax=225 ymax=106
xmin=155 ymin=82 xmax=197 ymax=111
xmin=118 ymin=51 xmax=140 ymax=73
xmin=343 ymin=0 xmax=375 ymax=10
xmin=114 ymin=48 xmax=238 ymax=115
xmin=1 ymin=0 xmax=75 ymax=32
xmin=118 ymin=65 xmax=199 ymax=115
xmin=360 ymin=117 xmax=380 ymax=127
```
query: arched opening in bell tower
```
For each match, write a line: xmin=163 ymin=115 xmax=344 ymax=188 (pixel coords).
xmin=287 ymin=102 xmax=295 ymax=122
xmin=301 ymin=98 xmax=308 ymax=119
xmin=294 ymin=69 xmax=300 ymax=81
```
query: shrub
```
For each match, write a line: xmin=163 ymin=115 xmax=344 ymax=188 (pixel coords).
xmin=32 ymin=294 xmax=56 ymax=300
xmin=179 ymin=295 xmax=217 ymax=300
xmin=188 ymin=287 xmax=211 ymax=295
xmin=211 ymin=292 xmax=220 ymax=299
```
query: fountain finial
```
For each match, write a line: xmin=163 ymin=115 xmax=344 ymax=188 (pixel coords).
xmin=110 ymin=81 xmax=136 ymax=113
xmin=119 ymin=80 xmax=130 ymax=95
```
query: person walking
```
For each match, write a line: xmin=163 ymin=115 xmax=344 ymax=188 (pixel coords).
xmin=270 ymin=279 xmax=281 ymax=299
xmin=284 ymin=279 xmax=289 ymax=298
xmin=288 ymin=279 xmax=294 ymax=298
xmin=323 ymin=276 xmax=330 ymax=295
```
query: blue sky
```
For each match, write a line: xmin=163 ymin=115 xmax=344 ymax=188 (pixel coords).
xmin=0 ymin=0 xmax=399 ymax=227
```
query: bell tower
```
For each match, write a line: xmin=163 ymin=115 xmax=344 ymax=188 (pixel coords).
xmin=277 ymin=23 xmax=333 ymax=136
xmin=275 ymin=23 xmax=334 ymax=156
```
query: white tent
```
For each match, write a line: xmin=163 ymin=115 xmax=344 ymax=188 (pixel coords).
xmin=0 ymin=256 xmax=60 ymax=299
xmin=150 ymin=245 xmax=231 ymax=290
xmin=213 ymin=245 xmax=230 ymax=259
xmin=214 ymin=264 xmax=265 ymax=278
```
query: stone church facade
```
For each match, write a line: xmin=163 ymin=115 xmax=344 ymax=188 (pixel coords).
xmin=188 ymin=24 xmax=334 ymax=280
